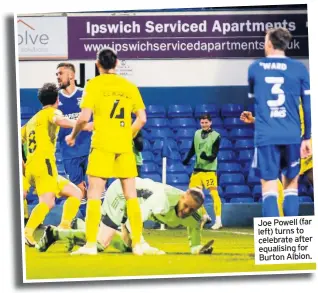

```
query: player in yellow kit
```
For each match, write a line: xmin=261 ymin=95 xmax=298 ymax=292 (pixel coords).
xmin=66 ymin=48 xmax=147 ymax=255
xmin=22 ymin=83 xmax=92 ymax=247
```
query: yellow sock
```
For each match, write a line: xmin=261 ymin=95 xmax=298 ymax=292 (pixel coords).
xmin=210 ymin=189 xmax=222 ymax=217
xmin=126 ymin=197 xmax=142 ymax=246
xmin=24 ymin=199 xmax=29 ymax=219
xmin=85 ymin=199 xmax=101 ymax=246
xmin=278 ymin=179 xmax=284 ymax=217
xmin=199 ymin=206 xmax=208 ymax=216
xmin=25 ymin=202 xmax=49 ymax=237
xmin=59 ymin=197 xmax=81 ymax=229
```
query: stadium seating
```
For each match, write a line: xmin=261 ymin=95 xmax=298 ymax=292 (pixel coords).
xmin=142 ymin=139 xmax=152 ymax=151
xmin=170 ymin=118 xmax=196 ymax=130
xmin=167 ymin=173 xmax=189 ymax=185
xmin=21 ymin=106 xmax=36 ymax=119
xmin=167 ymin=162 xmax=187 ymax=174
xmin=217 ymin=163 xmax=241 ymax=175
xmin=238 ymin=150 xmax=254 ymax=163
xmin=145 ymin=118 xmax=169 ymax=130
xmin=152 ymin=138 xmax=178 ymax=155
xmin=142 ymin=173 xmax=162 ymax=182
xmin=140 ymin=162 xmax=158 ymax=174
xmin=21 ymin=118 xmax=28 ymax=126
xmin=219 ymin=173 xmax=245 ymax=188
xmin=218 ymin=150 xmax=236 ymax=163
xmin=148 ymin=128 xmax=174 ymax=142
xmin=219 ymin=138 xmax=233 ymax=150
xmin=146 ymin=105 xmax=166 ymax=118
xmin=229 ymin=128 xmax=254 ymax=140
xmin=175 ymin=128 xmax=197 ymax=141
xmin=173 ymin=184 xmax=188 ymax=191
xmin=223 ymin=118 xmax=247 ymax=129
xmin=142 ymin=151 xmax=155 ymax=163
xmin=221 ymin=104 xmax=244 ymax=117
xmin=230 ymin=197 xmax=254 ymax=203
xmin=298 ymin=184 xmax=308 ymax=196
xmin=214 ymin=128 xmax=229 ymax=138
xmin=178 ymin=139 xmax=193 ymax=153
xmin=252 ymin=185 xmax=262 ymax=200
xmin=168 ymin=104 xmax=193 ymax=118
xmin=246 ymin=104 xmax=255 ymax=115
xmin=299 ymin=196 xmax=313 ymax=203
xmin=224 ymin=185 xmax=252 ymax=199
xmin=234 ymin=139 xmax=254 ymax=150
xmin=194 ymin=104 xmax=219 ymax=118
xmin=247 ymin=173 xmax=261 ymax=186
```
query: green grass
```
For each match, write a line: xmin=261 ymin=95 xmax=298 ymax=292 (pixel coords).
xmin=25 ymin=228 xmax=316 ymax=281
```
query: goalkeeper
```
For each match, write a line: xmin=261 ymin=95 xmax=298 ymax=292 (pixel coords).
xmin=37 ymin=177 xmax=214 ymax=255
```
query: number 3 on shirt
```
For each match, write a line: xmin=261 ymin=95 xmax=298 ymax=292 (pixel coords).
xmin=265 ymin=77 xmax=285 ymax=107
xmin=110 ymin=99 xmax=125 ymax=119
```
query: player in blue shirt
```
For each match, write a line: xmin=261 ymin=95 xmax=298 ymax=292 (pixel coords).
xmin=56 ymin=63 xmax=92 ymax=196
xmin=247 ymin=28 xmax=312 ymax=217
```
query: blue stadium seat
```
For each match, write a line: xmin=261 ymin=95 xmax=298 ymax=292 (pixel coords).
xmin=247 ymin=173 xmax=261 ymax=186
xmin=168 ymin=104 xmax=193 ymax=118
xmin=141 ymin=173 xmax=162 ymax=182
xmin=218 ymin=150 xmax=236 ymax=163
xmin=175 ymin=128 xmax=196 ymax=141
xmin=178 ymin=139 xmax=193 ymax=153
xmin=57 ymin=163 xmax=66 ymax=176
xmin=142 ymin=151 xmax=155 ymax=163
xmin=55 ymin=152 xmax=63 ymax=164
xmin=225 ymin=185 xmax=252 ymax=199
xmin=218 ymin=186 xmax=224 ymax=198
xmin=219 ymin=138 xmax=233 ymax=150
xmin=221 ymin=104 xmax=244 ymax=117
xmin=21 ymin=118 xmax=29 ymax=126
xmin=140 ymin=162 xmax=158 ymax=174
xmin=146 ymin=105 xmax=166 ymax=118
xmin=148 ymin=128 xmax=174 ymax=142
xmin=141 ymin=129 xmax=152 ymax=141
xmin=194 ymin=104 xmax=219 ymax=118
xmin=212 ymin=117 xmax=223 ymax=128
xmin=170 ymin=118 xmax=196 ymax=130
xmin=238 ymin=150 xmax=254 ymax=163
xmin=299 ymin=196 xmax=313 ymax=203
xmin=214 ymin=128 xmax=229 ymax=138
xmin=167 ymin=173 xmax=189 ymax=185
xmin=223 ymin=117 xmax=247 ymax=129
xmin=219 ymin=173 xmax=245 ymax=188
xmin=145 ymin=118 xmax=169 ymax=130
xmin=166 ymin=150 xmax=182 ymax=161
xmin=229 ymin=128 xmax=254 ymax=140
xmin=298 ymin=184 xmax=308 ymax=196
xmin=217 ymin=163 xmax=241 ymax=175
xmin=252 ymin=185 xmax=262 ymax=199
xmin=142 ymin=139 xmax=152 ymax=151
xmin=167 ymin=162 xmax=187 ymax=174
xmin=235 ymin=139 xmax=254 ymax=150
xmin=230 ymin=197 xmax=254 ymax=203
xmin=152 ymin=138 xmax=178 ymax=155
xmin=21 ymin=106 xmax=36 ymax=119
xmin=184 ymin=164 xmax=194 ymax=176
xmin=174 ymin=184 xmax=188 ymax=191
xmin=246 ymin=104 xmax=255 ymax=115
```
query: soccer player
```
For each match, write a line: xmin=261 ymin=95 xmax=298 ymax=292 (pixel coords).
xmin=56 ymin=63 xmax=92 ymax=197
xmin=133 ymin=131 xmax=143 ymax=177
xmin=22 ymin=83 xmax=92 ymax=246
xmin=65 ymin=48 xmax=147 ymax=255
xmin=37 ymin=178 xmax=214 ymax=255
xmin=182 ymin=114 xmax=222 ymax=230
xmin=247 ymin=27 xmax=311 ymax=217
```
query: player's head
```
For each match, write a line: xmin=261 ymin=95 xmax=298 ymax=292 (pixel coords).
xmin=264 ymin=28 xmax=292 ymax=56
xmin=38 ymin=83 xmax=59 ymax=108
xmin=176 ymin=188 xmax=204 ymax=218
xmin=96 ymin=47 xmax=118 ymax=73
xmin=200 ymin=114 xmax=212 ymax=131
xmin=56 ymin=63 xmax=76 ymax=90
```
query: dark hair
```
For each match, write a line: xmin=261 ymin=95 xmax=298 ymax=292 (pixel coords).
xmin=267 ymin=28 xmax=292 ymax=51
xmin=199 ymin=114 xmax=212 ymax=121
xmin=188 ymin=188 xmax=204 ymax=207
xmin=56 ymin=62 xmax=75 ymax=73
xmin=97 ymin=48 xmax=118 ymax=70
xmin=38 ymin=83 xmax=58 ymax=106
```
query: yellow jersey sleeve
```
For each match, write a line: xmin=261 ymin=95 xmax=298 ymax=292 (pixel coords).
xmin=299 ymin=98 xmax=304 ymax=136
xmin=131 ymin=86 xmax=145 ymax=113
xmin=21 ymin=125 xmax=27 ymax=143
xmin=80 ymin=80 xmax=96 ymax=110
xmin=48 ymin=108 xmax=63 ymax=124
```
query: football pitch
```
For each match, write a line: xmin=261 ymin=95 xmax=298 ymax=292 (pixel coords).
xmin=25 ymin=228 xmax=315 ymax=281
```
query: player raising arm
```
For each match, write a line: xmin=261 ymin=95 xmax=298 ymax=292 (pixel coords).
xmin=22 ymin=83 xmax=92 ymax=247
xmin=37 ymin=178 xmax=214 ymax=255
xmin=247 ymin=27 xmax=311 ymax=218
xmin=65 ymin=48 xmax=147 ymax=255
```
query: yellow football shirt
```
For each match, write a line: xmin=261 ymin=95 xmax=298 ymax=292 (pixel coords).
xmin=299 ymin=98 xmax=304 ymax=137
xmin=80 ymin=74 xmax=145 ymax=153
xmin=21 ymin=107 xmax=62 ymax=163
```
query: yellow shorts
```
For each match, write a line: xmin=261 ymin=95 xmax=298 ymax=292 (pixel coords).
xmin=87 ymin=148 xmax=138 ymax=178
xmin=25 ymin=157 xmax=69 ymax=196
xmin=189 ymin=171 xmax=218 ymax=189
xmin=300 ymin=155 xmax=313 ymax=175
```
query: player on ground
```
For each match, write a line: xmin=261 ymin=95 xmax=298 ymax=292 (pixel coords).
xmin=56 ymin=63 xmax=92 ymax=197
xmin=37 ymin=177 xmax=214 ymax=255
xmin=182 ymin=114 xmax=222 ymax=229
xmin=65 ymin=48 xmax=147 ymax=255
xmin=22 ymin=83 xmax=92 ymax=246
xmin=247 ymin=28 xmax=311 ymax=217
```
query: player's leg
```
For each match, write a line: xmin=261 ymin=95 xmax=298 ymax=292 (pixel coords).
xmin=57 ymin=176 xmax=83 ymax=229
xmin=203 ymin=172 xmax=222 ymax=230
xmin=277 ymin=179 xmax=284 ymax=217
xmin=188 ymin=172 xmax=211 ymax=229
xmin=115 ymin=152 xmax=143 ymax=254
xmin=256 ymin=146 xmax=281 ymax=217
xmin=281 ymin=144 xmax=301 ymax=217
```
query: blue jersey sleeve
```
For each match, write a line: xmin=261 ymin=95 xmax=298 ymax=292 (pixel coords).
xmin=248 ymin=63 xmax=255 ymax=99
xmin=300 ymin=64 xmax=311 ymax=139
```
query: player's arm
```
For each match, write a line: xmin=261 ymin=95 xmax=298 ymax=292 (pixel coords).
xmin=200 ymin=135 xmax=221 ymax=162
xmin=52 ymin=110 xmax=93 ymax=131
xmin=182 ymin=139 xmax=195 ymax=165
xmin=131 ymin=86 xmax=147 ymax=138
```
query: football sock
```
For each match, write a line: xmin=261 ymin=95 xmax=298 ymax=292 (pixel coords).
xmin=25 ymin=202 xmax=49 ymax=237
xmin=262 ymin=191 xmax=279 ymax=217
xmin=126 ymin=197 xmax=142 ymax=247
xmin=283 ymin=189 xmax=299 ymax=216
xmin=59 ymin=197 xmax=81 ymax=229
xmin=210 ymin=189 xmax=222 ymax=219
xmin=85 ymin=199 xmax=101 ymax=247
xmin=277 ymin=180 xmax=284 ymax=217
